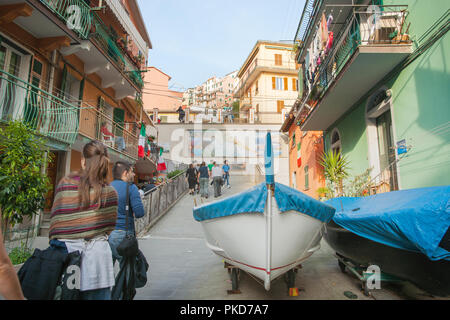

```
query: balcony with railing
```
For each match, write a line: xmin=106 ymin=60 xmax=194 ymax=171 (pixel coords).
xmin=91 ymin=13 xmax=144 ymax=89
xmin=78 ymin=105 xmax=139 ymax=160
xmin=0 ymin=70 xmax=80 ymax=146
xmin=235 ymin=58 xmax=299 ymax=98
xmin=39 ymin=0 xmax=93 ymax=39
xmin=295 ymin=4 xmax=412 ymax=131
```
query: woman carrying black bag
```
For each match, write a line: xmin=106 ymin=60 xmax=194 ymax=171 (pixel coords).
xmin=108 ymin=162 xmax=146 ymax=299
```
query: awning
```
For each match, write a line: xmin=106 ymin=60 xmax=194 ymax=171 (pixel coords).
xmin=134 ymin=158 xmax=157 ymax=175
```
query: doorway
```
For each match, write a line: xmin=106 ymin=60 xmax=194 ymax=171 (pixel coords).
xmin=376 ymin=110 xmax=399 ymax=191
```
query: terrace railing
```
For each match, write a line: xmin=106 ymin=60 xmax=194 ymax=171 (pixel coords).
xmin=0 ymin=70 xmax=79 ymax=145
xmin=39 ymin=0 xmax=93 ymax=39
xmin=91 ymin=13 xmax=144 ymax=89
xmin=78 ymin=105 xmax=139 ymax=159
xmin=297 ymin=5 xmax=410 ymax=124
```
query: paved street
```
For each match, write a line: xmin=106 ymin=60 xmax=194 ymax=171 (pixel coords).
xmin=131 ymin=175 xmax=433 ymax=300
xmin=31 ymin=174 xmax=446 ymax=300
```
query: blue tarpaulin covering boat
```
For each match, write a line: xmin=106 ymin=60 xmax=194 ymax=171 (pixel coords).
xmin=326 ymin=186 xmax=450 ymax=261
xmin=194 ymin=182 xmax=336 ymax=223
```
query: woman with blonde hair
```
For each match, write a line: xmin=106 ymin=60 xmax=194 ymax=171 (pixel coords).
xmin=49 ymin=141 xmax=118 ymax=300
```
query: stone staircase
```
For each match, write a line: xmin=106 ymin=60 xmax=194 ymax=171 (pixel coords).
xmin=39 ymin=211 xmax=52 ymax=237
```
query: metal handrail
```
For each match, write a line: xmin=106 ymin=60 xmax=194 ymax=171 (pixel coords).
xmin=143 ymin=169 xmax=188 ymax=196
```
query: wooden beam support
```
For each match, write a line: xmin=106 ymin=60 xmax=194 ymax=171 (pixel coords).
xmin=0 ymin=4 xmax=33 ymax=25
xmin=37 ymin=36 xmax=71 ymax=52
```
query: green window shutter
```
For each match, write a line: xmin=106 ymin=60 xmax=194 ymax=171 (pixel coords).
xmin=113 ymin=107 xmax=125 ymax=137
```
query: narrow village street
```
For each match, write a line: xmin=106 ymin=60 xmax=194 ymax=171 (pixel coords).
xmin=131 ymin=175 xmax=428 ymax=301
xmin=0 ymin=0 xmax=448 ymax=307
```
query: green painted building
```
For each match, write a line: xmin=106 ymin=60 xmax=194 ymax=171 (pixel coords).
xmin=290 ymin=0 xmax=449 ymax=192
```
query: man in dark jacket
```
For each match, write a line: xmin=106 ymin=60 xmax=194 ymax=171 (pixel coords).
xmin=177 ymin=106 xmax=185 ymax=123
xmin=108 ymin=162 xmax=145 ymax=267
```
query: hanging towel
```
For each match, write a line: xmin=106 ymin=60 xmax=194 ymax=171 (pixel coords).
xmin=327 ymin=14 xmax=333 ymax=30
xmin=320 ymin=13 xmax=329 ymax=49
xmin=326 ymin=31 xmax=334 ymax=52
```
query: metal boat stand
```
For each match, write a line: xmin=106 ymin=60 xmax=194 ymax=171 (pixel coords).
xmin=224 ymin=262 xmax=304 ymax=296
xmin=284 ymin=264 xmax=303 ymax=297
xmin=335 ymin=253 xmax=403 ymax=296
xmin=224 ymin=262 xmax=241 ymax=294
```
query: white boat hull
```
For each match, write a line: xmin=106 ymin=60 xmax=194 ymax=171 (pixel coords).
xmin=200 ymin=194 xmax=324 ymax=290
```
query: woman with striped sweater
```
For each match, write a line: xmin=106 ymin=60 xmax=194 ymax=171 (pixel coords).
xmin=49 ymin=141 xmax=118 ymax=300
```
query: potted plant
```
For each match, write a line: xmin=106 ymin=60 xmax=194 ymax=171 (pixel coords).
xmin=318 ymin=149 xmax=350 ymax=197
xmin=0 ymin=121 xmax=52 ymax=266
xmin=316 ymin=187 xmax=330 ymax=200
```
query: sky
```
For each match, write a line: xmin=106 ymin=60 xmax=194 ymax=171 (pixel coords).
xmin=137 ymin=0 xmax=306 ymax=91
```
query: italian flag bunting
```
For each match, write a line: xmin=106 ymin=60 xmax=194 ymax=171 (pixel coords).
xmin=297 ymin=142 xmax=302 ymax=167
xmin=138 ymin=123 xmax=146 ymax=158
xmin=157 ymin=147 xmax=167 ymax=171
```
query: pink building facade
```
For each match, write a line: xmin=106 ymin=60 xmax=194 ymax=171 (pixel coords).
xmin=143 ymin=67 xmax=183 ymax=123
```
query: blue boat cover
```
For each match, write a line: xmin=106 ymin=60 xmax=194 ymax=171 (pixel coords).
xmin=193 ymin=183 xmax=336 ymax=223
xmin=326 ymin=186 xmax=450 ymax=261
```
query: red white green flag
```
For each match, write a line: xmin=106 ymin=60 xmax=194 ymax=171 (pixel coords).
xmin=138 ymin=123 xmax=146 ymax=158
xmin=297 ymin=142 xmax=302 ymax=167
xmin=157 ymin=147 xmax=167 ymax=171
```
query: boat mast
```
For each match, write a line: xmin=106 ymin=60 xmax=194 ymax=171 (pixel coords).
xmin=264 ymin=133 xmax=275 ymax=291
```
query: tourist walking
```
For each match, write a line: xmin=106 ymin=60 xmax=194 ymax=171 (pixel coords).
xmin=211 ymin=162 xmax=223 ymax=198
xmin=186 ymin=164 xmax=198 ymax=195
xmin=108 ymin=162 xmax=145 ymax=267
xmin=198 ymin=162 xmax=210 ymax=198
xmin=222 ymin=160 xmax=231 ymax=188
xmin=49 ymin=141 xmax=118 ymax=300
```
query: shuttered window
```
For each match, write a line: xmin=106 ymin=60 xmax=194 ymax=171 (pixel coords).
xmin=277 ymin=100 xmax=284 ymax=113
xmin=275 ymin=54 xmax=282 ymax=66
xmin=284 ymin=78 xmax=288 ymax=91
xmin=304 ymin=165 xmax=309 ymax=190
xmin=272 ymin=77 xmax=276 ymax=89
xmin=292 ymin=78 xmax=297 ymax=91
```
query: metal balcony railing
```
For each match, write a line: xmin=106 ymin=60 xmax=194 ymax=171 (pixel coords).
xmin=78 ymin=105 xmax=139 ymax=159
xmin=297 ymin=5 xmax=410 ymax=125
xmin=91 ymin=13 xmax=144 ymax=89
xmin=39 ymin=0 xmax=93 ymax=39
xmin=0 ymin=70 xmax=79 ymax=145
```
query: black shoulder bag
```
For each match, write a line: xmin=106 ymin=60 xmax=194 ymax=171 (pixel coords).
xmin=117 ymin=183 xmax=139 ymax=258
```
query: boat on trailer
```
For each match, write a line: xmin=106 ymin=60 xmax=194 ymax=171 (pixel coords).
xmin=193 ymin=133 xmax=336 ymax=292
xmin=324 ymin=186 xmax=450 ymax=296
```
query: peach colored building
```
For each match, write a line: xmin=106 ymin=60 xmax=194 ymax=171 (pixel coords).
xmin=143 ymin=66 xmax=183 ymax=123
xmin=0 ymin=0 xmax=153 ymax=237
xmin=235 ymin=41 xmax=299 ymax=124
xmin=282 ymin=114 xmax=325 ymax=199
